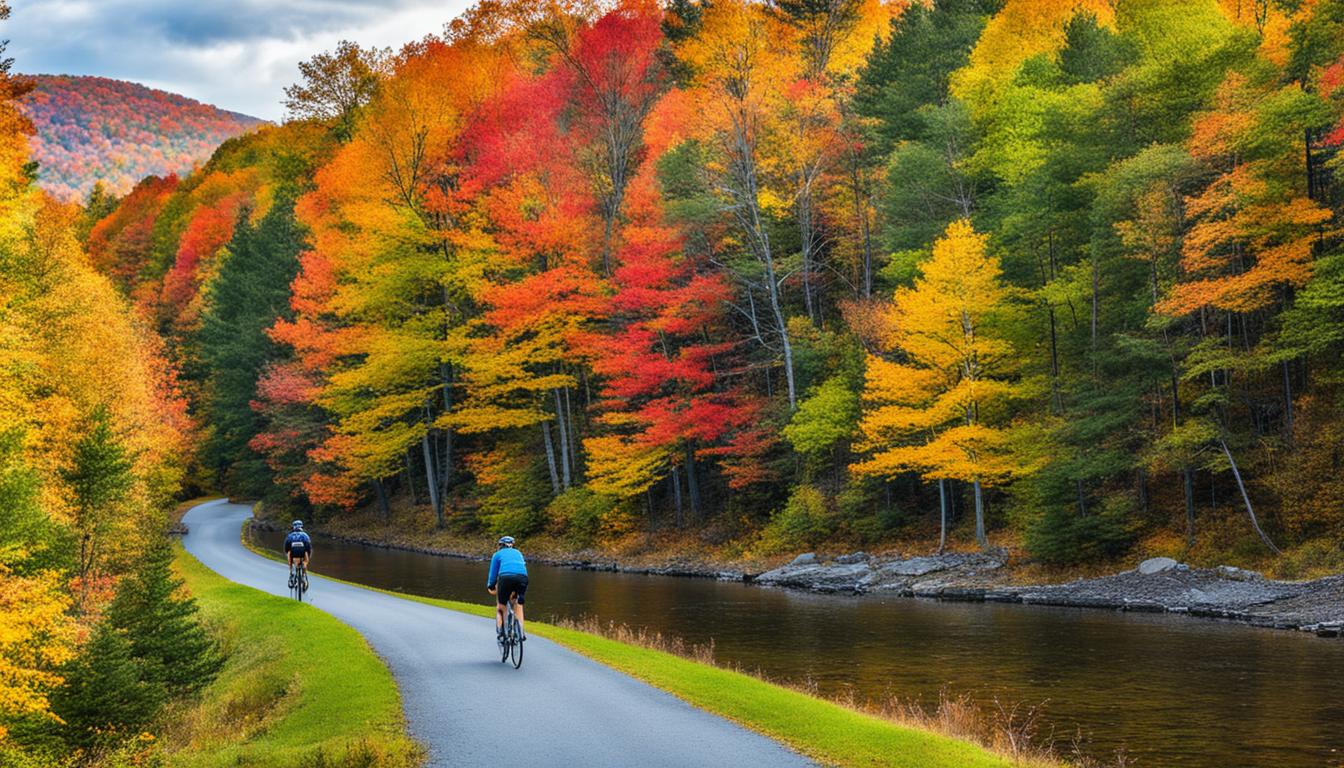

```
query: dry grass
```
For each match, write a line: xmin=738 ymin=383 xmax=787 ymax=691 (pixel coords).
xmin=555 ymin=617 xmax=719 ymax=666
xmin=550 ymin=615 xmax=1138 ymax=767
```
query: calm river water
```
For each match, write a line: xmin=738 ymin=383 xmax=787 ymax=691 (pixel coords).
xmin=252 ymin=528 xmax=1344 ymax=767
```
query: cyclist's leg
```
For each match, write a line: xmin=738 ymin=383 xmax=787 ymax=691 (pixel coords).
xmin=510 ymin=578 xmax=526 ymax=638
xmin=494 ymin=588 xmax=507 ymax=636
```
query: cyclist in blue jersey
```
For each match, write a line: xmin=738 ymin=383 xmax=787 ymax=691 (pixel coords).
xmin=283 ymin=520 xmax=312 ymax=574
xmin=486 ymin=535 xmax=527 ymax=643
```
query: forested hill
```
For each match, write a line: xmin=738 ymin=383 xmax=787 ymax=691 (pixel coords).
xmin=19 ymin=74 xmax=267 ymax=200
xmin=78 ymin=0 xmax=1344 ymax=581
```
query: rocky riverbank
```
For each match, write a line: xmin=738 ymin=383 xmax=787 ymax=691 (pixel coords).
xmin=753 ymin=552 xmax=1344 ymax=637
xmin=250 ymin=517 xmax=1342 ymax=638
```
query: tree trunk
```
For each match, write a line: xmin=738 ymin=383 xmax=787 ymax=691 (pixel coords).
xmin=734 ymin=128 xmax=797 ymax=410
xmin=937 ymin=478 xmax=948 ymax=555
xmin=1137 ymin=468 xmax=1148 ymax=515
xmin=1283 ymin=358 xmax=1295 ymax=442
xmin=421 ymin=432 xmax=443 ymax=528
xmin=565 ymin=386 xmax=579 ymax=481
xmin=763 ymin=257 xmax=798 ymax=410
xmin=671 ymin=466 xmax=683 ymax=528
xmin=798 ymin=191 xmax=817 ymax=324
xmin=973 ymin=479 xmax=988 ymax=550
xmin=542 ymin=421 xmax=560 ymax=495
xmin=1184 ymin=466 xmax=1195 ymax=548
xmin=373 ymin=478 xmax=391 ymax=522
xmin=1218 ymin=439 xmax=1281 ymax=554
xmin=406 ymin=447 xmax=421 ymax=505
xmin=684 ymin=443 xmax=701 ymax=519
xmin=553 ymin=389 xmax=571 ymax=490
xmin=440 ymin=362 xmax=455 ymax=494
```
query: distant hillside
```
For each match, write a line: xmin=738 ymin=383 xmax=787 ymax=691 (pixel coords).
xmin=19 ymin=74 xmax=268 ymax=201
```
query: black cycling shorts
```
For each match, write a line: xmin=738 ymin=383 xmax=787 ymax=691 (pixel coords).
xmin=495 ymin=574 xmax=528 ymax=605
xmin=287 ymin=546 xmax=308 ymax=559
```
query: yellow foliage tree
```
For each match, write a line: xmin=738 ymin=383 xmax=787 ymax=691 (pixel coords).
xmin=853 ymin=220 xmax=1027 ymax=549
xmin=0 ymin=565 xmax=76 ymax=740
xmin=951 ymin=0 xmax=1115 ymax=109
xmin=676 ymin=0 xmax=804 ymax=408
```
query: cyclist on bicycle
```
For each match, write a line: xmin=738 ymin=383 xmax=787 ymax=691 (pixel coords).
xmin=284 ymin=520 xmax=312 ymax=574
xmin=486 ymin=535 xmax=527 ymax=643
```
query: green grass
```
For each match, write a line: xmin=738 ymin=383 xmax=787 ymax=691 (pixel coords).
xmin=166 ymin=545 xmax=421 ymax=768
xmin=386 ymin=593 xmax=1019 ymax=768
xmin=239 ymin=525 xmax=1027 ymax=768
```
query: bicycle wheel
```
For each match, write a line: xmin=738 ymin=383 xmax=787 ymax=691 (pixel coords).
xmin=296 ymin=566 xmax=305 ymax=602
xmin=508 ymin=605 xmax=523 ymax=669
xmin=500 ymin=613 xmax=511 ymax=664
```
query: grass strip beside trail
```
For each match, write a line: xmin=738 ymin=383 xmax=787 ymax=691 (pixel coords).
xmin=167 ymin=544 xmax=421 ymax=768
xmin=397 ymin=592 xmax=1012 ymax=768
xmin=241 ymin=525 xmax=1016 ymax=768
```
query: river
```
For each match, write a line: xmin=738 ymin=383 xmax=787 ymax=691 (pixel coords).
xmin=252 ymin=528 xmax=1344 ymax=767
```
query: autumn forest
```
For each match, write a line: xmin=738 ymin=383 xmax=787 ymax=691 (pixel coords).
xmin=5 ymin=0 xmax=1344 ymax=754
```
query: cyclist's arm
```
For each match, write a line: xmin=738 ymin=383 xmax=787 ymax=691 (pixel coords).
xmin=486 ymin=552 xmax=500 ymax=590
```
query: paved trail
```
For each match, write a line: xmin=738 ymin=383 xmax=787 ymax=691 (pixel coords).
xmin=182 ymin=500 xmax=813 ymax=768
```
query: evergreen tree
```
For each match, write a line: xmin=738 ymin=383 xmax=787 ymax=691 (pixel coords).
xmin=106 ymin=535 xmax=221 ymax=698
xmin=74 ymin=181 xmax=119 ymax=244
xmin=198 ymin=193 xmax=305 ymax=496
xmin=60 ymin=406 xmax=134 ymax=578
xmin=51 ymin=623 xmax=163 ymax=754
xmin=852 ymin=0 xmax=998 ymax=155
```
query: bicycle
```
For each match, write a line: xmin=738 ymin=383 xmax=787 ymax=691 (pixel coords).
xmin=288 ymin=561 xmax=309 ymax=602
xmin=497 ymin=593 xmax=523 ymax=669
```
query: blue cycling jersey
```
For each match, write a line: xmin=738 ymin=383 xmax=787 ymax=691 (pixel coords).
xmin=487 ymin=547 xmax=527 ymax=588
xmin=284 ymin=531 xmax=312 ymax=554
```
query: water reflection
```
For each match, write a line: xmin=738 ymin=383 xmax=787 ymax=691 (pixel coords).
xmin=253 ymin=528 xmax=1344 ymax=767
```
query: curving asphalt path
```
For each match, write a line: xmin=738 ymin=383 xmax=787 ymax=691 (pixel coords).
xmin=182 ymin=499 xmax=813 ymax=768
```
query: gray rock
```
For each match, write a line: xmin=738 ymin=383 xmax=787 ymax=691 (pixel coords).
xmin=755 ymin=561 xmax=871 ymax=592
xmin=1215 ymin=565 xmax=1261 ymax=581
xmin=790 ymin=552 xmax=817 ymax=566
xmin=834 ymin=551 xmax=868 ymax=565
xmin=1138 ymin=556 xmax=1180 ymax=575
xmin=877 ymin=556 xmax=951 ymax=577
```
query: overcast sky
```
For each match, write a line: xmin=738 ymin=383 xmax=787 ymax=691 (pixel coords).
xmin=7 ymin=0 xmax=474 ymax=120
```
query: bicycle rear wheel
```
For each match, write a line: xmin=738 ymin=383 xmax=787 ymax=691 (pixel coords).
xmin=500 ymin=613 xmax=512 ymax=664
xmin=508 ymin=606 xmax=523 ymax=669
xmin=296 ymin=566 xmax=306 ymax=602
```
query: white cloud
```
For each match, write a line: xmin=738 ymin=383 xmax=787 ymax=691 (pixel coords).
xmin=7 ymin=0 xmax=474 ymax=119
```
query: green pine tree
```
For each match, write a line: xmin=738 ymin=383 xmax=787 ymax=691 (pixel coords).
xmin=107 ymin=535 xmax=222 ymax=698
xmin=198 ymin=192 xmax=305 ymax=496
xmin=852 ymin=0 xmax=998 ymax=154
xmin=61 ymin=406 xmax=134 ymax=578
xmin=52 ymin=623 xmax=164 ymax=754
